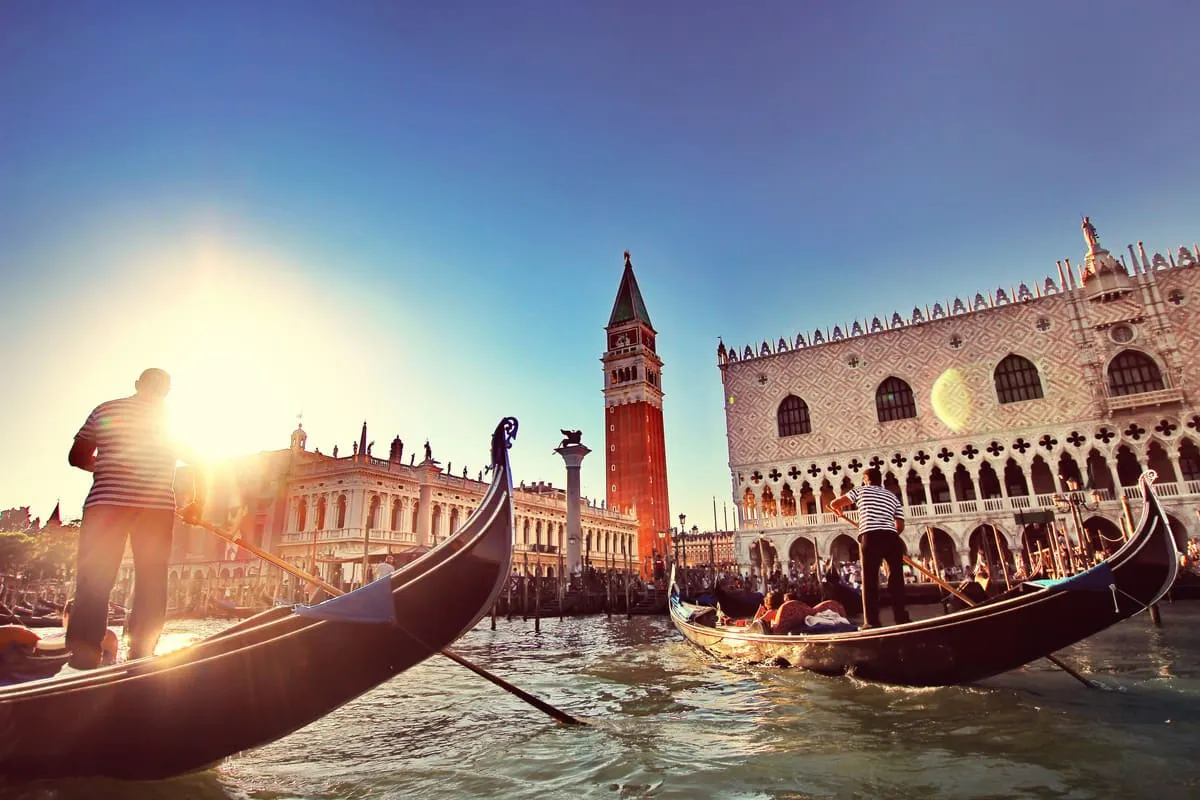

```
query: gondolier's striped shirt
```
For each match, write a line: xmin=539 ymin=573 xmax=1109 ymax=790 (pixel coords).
xmin=76 ymin=395 xmax=179 ymax=511
xmin=844 ymin=485 xmax=903 ymax=534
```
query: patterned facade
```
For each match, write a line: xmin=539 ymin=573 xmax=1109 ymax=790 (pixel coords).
xmin=717 ymin=221 xmax=1200 ymax=571
xmin=603 ymin=252 xmax=671 ymax=576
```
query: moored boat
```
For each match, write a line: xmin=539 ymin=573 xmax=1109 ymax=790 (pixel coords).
xmin=671 ymin=470 xmax=1179 ymax=687
xmin=0 ymin=416 xmax=518 ymax=782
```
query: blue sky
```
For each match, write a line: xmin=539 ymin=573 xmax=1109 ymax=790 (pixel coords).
xmin=1 ymin=2 xmax=1197 ymax=528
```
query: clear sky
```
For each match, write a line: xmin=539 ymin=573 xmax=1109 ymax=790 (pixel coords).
xmin=1 ymin=2 xmax=1197 ymax=529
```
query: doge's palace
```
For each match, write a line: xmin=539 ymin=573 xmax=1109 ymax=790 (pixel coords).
xmin=718 ymin=219 xmax=1200 ymax=574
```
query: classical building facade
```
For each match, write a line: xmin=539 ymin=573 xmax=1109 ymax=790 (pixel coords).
xmin=603 ymin=252 xmax=672 ymax=576
xmin=139 ymin=421 xmax=639 ymax=605
xmin=717 ymin=220 xmax=1200 ymax=574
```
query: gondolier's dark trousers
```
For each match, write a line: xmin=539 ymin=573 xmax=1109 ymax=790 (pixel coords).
xmin=859 ymin=528 xmax=910 ymax=628
xmin=66 ymin=505 xmax=173 ymax=668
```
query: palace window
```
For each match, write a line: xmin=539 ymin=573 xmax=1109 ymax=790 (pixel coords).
xmin=994 ymin=354 xmax=1044 ymax=404
xmin=776 ymin=394 xmax=812 ymax=436
xmin=875 ymin=377 xmax=917 ymax=422
xmin=1107 ymin=350 xmax=1165 ymax=396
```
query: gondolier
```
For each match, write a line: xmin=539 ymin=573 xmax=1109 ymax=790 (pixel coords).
xmin=829 ymin=468 xmax=910 ymax=629
xmin=66 ymin=368 xmax=205 ymax=668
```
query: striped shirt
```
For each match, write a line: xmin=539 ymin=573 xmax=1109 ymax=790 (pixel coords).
xmin=845 ymin=484 xmax=903 ymax=534
xmin=76 ymin=395 xmax=179 ymax=511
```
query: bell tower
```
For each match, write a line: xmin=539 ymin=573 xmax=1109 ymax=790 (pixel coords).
xmin=603 ymin=252 xmax=670 ymax=578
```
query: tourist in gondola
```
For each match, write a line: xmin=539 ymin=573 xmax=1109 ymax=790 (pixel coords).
xmin=65 ymin=368 xmax=206 ymax=669
xmin=829 ymin=467 xmax=910 ymax=629
xmin=762 ymin=590 xmax=848 ymax=635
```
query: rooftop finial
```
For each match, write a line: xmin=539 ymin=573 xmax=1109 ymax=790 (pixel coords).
xmin=1082 ymin=216 xmax=1100 ymax=254
xmin=623 ymin=250 xmax=632 ymax=266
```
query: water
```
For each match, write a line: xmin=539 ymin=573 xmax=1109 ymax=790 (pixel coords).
xmin=6 ymin=602 xmax=1200 ymax=800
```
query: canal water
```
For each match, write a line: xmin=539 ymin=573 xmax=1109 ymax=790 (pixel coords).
xmin=6 ymin=603 xmax=1200 ymax=800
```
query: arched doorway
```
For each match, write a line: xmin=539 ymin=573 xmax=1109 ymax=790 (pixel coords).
xmin=829 ymin=533 xmax=860 ymax=564
xmin=968 ymin=524 xmax=1014 ymax=574
xmin=750 ymin=538 xmax=779 ymax=573
xmin=788 ymin=537 xmax=816 ymax=576
xmin=916 ymin=526 xmax=957 ymax=577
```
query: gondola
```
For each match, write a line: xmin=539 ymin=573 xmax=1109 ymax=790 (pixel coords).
xmin=0 ymin=416 xmax=518 ymax=782
xmin=670 ymin=471 xmax=1179 ymax=687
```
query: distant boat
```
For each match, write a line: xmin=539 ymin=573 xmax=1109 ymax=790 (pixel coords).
xmin=0 ymin=417 xmax=518 ymax=782
xmin=671 ymin=471 xmax=1179 ymax=687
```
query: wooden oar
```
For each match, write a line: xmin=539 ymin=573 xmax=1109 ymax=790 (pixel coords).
xmin=187 ymin=516 xmax=587 ymax=725
xmin=831 ymin=513 xmax=1097 ymax=689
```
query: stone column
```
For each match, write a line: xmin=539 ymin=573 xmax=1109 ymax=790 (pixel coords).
xmin=555 ymin=440 xmax=592 ymax=578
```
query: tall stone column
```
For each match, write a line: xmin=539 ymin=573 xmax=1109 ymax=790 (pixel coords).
xmin=555 ymin=437 xmax=591 ymax=577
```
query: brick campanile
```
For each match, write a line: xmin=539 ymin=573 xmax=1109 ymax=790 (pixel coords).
xmin=603 ymin=252 xmax=670 ymax=578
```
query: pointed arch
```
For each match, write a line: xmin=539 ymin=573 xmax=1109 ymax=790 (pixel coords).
xmin=1029 ymin=455 xmax=1056 ymax=495
xmin=875 ymin=377 xmax=917 ymax=422
xmin=1003 ymin=458 xmax=1029 ymax=497
xmin=779 ymin=483 xmax=797 ymax=516
xmin=777 ymin=395 xmax=812 ymax=436
xmin=994 ymin=354 xmax=1044 ymax=403
xmin=1179 ymin=438 xmax=1200 ymax=481
xmin=741 ymin=487 xmax=757 ymax=519
xmin=1146 ymin=440 xmax=1176 ymax=483
xmin=1107 ymin=349 xmax=1164 ymax=396
xmin=761 ymin=485 xmax=777 ymax=517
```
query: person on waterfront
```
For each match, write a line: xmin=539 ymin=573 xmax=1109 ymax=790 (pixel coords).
xmin=66 ymin=368 xmax=205 ymax=669
xmin=830 ymin=467 xmax=910 ymax=629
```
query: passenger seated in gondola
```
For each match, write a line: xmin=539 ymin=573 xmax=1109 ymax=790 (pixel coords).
xmin=750 ymin=590 xmax=848 ymax=634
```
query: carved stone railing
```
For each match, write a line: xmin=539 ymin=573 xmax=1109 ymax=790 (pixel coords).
xmin=1105 ymin=386 xmax=1185 ymax=412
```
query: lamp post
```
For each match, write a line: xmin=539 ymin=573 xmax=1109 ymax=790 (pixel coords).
xmin=1053 ymin=476 xmax=1101 ymax=567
